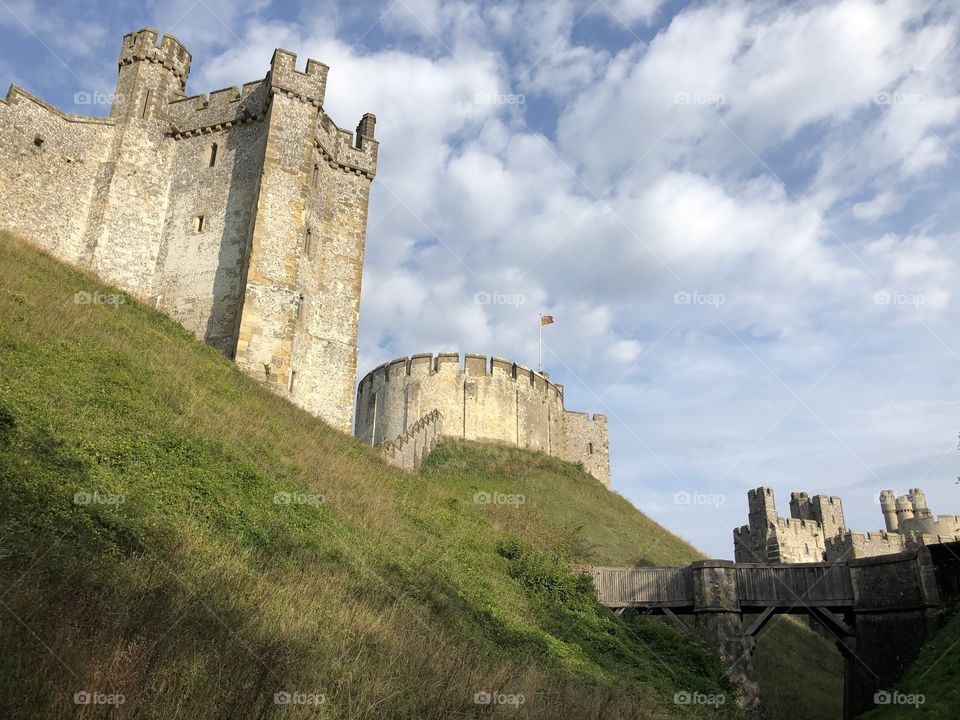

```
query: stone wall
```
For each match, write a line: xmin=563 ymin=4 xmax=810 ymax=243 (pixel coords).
xmin=379 ymin=410 xmax=444 ymax=472
xmin=0 ymin=28 xmax=378 ymax=433
xmin=355 ymin=353 xmax=611 ymax=486
xmin=0 ymin=89 xmax=114 ymax=263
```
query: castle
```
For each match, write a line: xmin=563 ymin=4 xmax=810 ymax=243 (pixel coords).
xmin=1 ymin=29 xmax=613 ymax=487
xmin=734 ymin=486 xmax=960 ymax=563
xmin=0 ymin=29 xmax=377 ymax=432
xmin=354 ymin=353 xmax=611 ymax=486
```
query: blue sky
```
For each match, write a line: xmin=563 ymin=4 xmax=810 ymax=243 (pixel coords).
xmin=3 ymin=0 xmax=959 ymax=557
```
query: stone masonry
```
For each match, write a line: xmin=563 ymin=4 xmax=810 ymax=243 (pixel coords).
xmin=0 ymin=28 xmax=378 ymax=432
xmin=354 ymin=353 xmax=611 ymax=486
xmin=734 ymin=487 xmax=960 ymax=563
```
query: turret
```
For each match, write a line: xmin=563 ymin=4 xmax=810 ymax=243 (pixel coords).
xmin=880 ymin=490 xmax=899 ymax=532
xmin=790 ymin=492 xmax=813 ymax=520
xmin=268 ymin=49 xmax=328 ymax=105
xmin=112 ymin=28 xmax=191 ymax=121
xmin=748 ymin=487 xmax=779 ymax=530
xmin=811 ymin=495 xmax=846 ymax=539
xmin=909 ymin=488 xmax=932 ymax=519
xmin=895 ymin=495 xmax=914 ymax=525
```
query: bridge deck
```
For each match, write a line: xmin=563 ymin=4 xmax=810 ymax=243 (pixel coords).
xmin=587 ymin=563 xmax=854 ymax=611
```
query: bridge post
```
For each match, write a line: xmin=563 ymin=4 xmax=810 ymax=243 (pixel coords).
xmin=691 ymin=560 xmax=764 ymax=719
xmin=844 ymin=547 xmax=943 ymax=718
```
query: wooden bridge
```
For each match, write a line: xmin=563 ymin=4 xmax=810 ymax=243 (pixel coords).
xmin=582 ymin=542 xmax=960 ymax=719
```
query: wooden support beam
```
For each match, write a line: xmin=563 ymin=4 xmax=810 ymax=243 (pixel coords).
xmin=744 ymin=606 xmax=777 ymax=637
xmin=661 ymin=607 xmax=689 ymax=631
xmin=807 ymin=606 xmax=854 ymax=638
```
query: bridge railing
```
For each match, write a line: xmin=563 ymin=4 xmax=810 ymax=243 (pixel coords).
xmin=587 ymin=566 xmax=693 ymax=608
xmin=735 ymin=563 xmax=853 ymax=608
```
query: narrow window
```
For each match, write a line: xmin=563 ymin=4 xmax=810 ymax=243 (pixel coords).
xmin=311 ymin=163 xmax=319 ymax=187
xmin=193 ymin=215 xmax=205 ymax=232
xmin=141 ymin=89 xmax=151 ymax=118
xmin=303 ymin=227 xmax=312 ymax=255
xmin=208 ymin=143 xmax=218 ymax=167
xmin=288 ymin=370 xmax=297 ymax=392
xmin=588 ymin=442 xmax=593 ymax=455
xmin=295 ymin=294 xmax=304 ymax=320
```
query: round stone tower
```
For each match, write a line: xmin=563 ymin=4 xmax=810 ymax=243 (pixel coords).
xmin=880 ymin=489 xmax=899 ymax=532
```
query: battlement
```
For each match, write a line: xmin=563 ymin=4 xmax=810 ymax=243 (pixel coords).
xmin=562 ymin=410 xmax=608 ymax=423
xmin=748 ymin=487 xmax=775 ymax=501
xmin=119 ymin=28 xmax=191 ymax=90
xmin=737 ymin=486 xmax=958 ymax=563
xmin=167 ymin=80 xmax=270 ymax=135
xmin=361 ymin=353 xmax=565 ymax=400
xmin=776 ymin=517 xmax=820 ymax=533
xmin=269 ymin=49 xmax=328 ymax=106
xmin=315 ymin=111 xmax=378 ymax=178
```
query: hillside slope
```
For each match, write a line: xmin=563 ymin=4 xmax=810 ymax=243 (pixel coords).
xmin=421 ymin=440 xmax=844 ymax=720
xmin=0 ymin=232 xmax=736 ymax=718
xmin=0 ymin=232 xmax=839 ymax=719
xmin=858 ymin=611 xmax=960 ymax=719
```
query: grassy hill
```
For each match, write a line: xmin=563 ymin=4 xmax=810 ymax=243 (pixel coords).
xmin=0 ymin=232 xmax=839 ymax=718
xmin=858 ymin=611 xmax=960 ymax=719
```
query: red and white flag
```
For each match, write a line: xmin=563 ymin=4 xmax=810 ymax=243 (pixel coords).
xmin=540 ymin=315 xmax=554 ymax=326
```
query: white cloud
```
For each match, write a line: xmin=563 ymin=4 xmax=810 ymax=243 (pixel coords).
xmin=7 ymin=0 xmax=953 ymax=555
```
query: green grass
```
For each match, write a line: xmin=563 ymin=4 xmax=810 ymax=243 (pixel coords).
xmin=421 ymin=440 xmax=845 ymax=720
xmin=859 ymin=612 xmax=960 ymax=719
xmin=0 ymin=231 xmax=841 ymax=718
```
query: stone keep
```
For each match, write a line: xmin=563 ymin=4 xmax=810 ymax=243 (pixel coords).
xmin=355 ymin=353 xmax=611 ymax=486
xmin=0 ymin=28 xmax=378 ymax=432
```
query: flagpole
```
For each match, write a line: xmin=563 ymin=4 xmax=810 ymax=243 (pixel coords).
xmin=539 ymin=314 xmax=542 ymax=372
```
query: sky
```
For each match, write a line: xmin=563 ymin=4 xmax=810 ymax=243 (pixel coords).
xmin=2 ymin=0 xmax=958 ymax=558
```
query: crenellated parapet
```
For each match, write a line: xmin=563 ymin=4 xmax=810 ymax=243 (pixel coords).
xmin=358 ymin=353 xmax=566 ymax=401
xmin=167 ymin=81 xmax=270 ymax=135
xmin=355 ymin=352 xmax=610 ymax=486
xmin=119 ymin=28 xmax=191 ymax=90
xmin=736 ymin=486 xmax=959 ymax=564
xmin=316 ymin=111 xmax=378 ymax=178
xmin=269 ymin=49 xmax=328 ymax=106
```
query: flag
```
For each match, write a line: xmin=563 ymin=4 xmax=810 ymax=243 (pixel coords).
xmin=540 ymin=315 xmax=554 ymax=325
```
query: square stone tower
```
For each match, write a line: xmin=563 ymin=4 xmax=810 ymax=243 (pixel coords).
xmin=0 ymin=29 xmax=378 ymax=431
